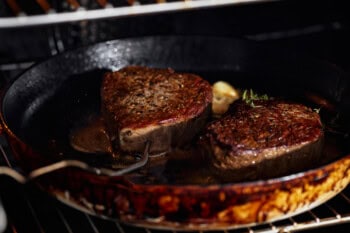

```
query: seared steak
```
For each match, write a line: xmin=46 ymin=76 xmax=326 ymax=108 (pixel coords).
xmin=200 ymin=99 xmax=324 ymax=181
xmin=101 ymin=66 xmax=212 ymax=154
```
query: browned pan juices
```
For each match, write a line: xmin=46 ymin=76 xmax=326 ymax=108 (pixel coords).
xmin=70 ymin=117 xmax=111 ymax=154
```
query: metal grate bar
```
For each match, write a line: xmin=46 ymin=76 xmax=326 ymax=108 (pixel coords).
xmin=281 ymin=215 xmax=350 ymax=233
xmin=22 ymin=198 xmax=46 ymax=233
xmin=66 ymin=0 xmax=81 ymax=10
xmin=53 ymin=25 xmax=66 ymax=53
xmin=115 ymin=222 xmax=126 ymax=233
xmin=268 ymin=222 xmax=277 ymax=232
xmin=0 ymin=145 xmax=11 ymax=168
xmin=56 ymin=208 xmax=74 ymax=233
xmin=288 ymin=217 xmax=298 ymax=227
xmin=48 ymin=28 xmax=60 ymax=56
xmin=85 ymin=213 xmax=100 ymax=233
xmin=5 ymin=0 xmax=22 ymax=16
xmin=340 ymin=191 xmax=350 ymax=203
xmin=0 ymin=0 xmax=278 ymax=28
xmin=324 ymin=203 xmax=342 ymax=219
xmin=308 ymin=210 xmax=320 ymax=223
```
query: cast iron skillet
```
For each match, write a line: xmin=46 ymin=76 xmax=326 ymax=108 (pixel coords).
xmin=1 ymin=36 xmax=350 ymax=231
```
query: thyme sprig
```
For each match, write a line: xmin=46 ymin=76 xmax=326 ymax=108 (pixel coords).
xmin=242 ymin=89 xmax=269 ymax=107
xmin=313 ymin=108 xmax=321 ymax=114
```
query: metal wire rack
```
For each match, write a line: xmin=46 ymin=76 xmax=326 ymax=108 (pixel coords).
xmin=0 ymin=0 xmax=278 ymax=28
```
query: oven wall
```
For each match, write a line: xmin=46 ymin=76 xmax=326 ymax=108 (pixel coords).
xmin=0 ymin=1 xmax=349 ymax=68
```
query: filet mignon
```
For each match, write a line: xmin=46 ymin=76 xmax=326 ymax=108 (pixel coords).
xmin=101 ymin=66 xmax=212 ymax=155
xmin=200 ymin=99 xmax=324 ymax=181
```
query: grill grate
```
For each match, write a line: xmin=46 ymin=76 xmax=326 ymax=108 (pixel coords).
xmin=0 ymin=0 xmax=277 ymax=28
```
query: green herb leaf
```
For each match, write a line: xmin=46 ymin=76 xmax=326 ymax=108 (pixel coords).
xmin=242 ymin=89 xmax=269 ymax=107
xmin=313 ymin=108 xmax=321 ymax=113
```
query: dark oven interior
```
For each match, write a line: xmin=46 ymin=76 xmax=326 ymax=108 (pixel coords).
xmin=1 ymin=1 xmax=350 ymax=233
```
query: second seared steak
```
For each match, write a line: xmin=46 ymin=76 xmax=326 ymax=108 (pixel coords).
xmin=101 ymin=66 xmax=212 ymax=155
xmin=201 ymin=99 xmax=324 ymax=181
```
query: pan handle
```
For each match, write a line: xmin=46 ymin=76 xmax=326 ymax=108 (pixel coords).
xmin=0 ymin=141 xmax=150 ymax=184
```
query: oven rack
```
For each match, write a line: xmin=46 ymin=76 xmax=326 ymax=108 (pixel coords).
xmin=0 ymin=0 xmax=277 ymax=28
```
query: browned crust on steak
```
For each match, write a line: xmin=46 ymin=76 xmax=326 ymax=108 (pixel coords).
xmin=201 ymin=99 xmax=324 ymax=181
xmin=101 ymin=66 xmax=212 ymax=154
